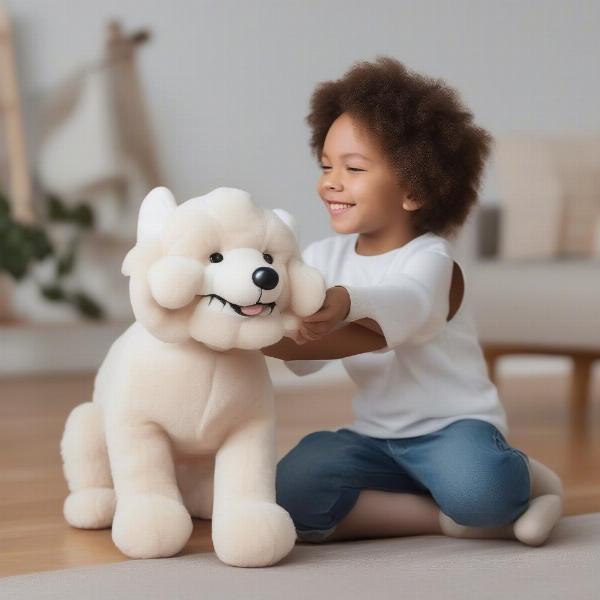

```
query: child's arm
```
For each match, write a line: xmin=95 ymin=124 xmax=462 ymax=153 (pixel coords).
xmin=341 ymin=250 xmax=454 ymax=348
xmin=302 ymin=250 xmax=455 ymax=350
xmin=294 ymin=286 xmax=384 ymax=341
xmin=349 ymin=262 xmax=463 ymax=336
xmin=353 ymin=317 xmax=384 ymax=336
xmin=261 ymin=321 xmax=386 ymax=360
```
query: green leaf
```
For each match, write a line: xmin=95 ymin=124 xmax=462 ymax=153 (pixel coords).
xmin=0 ymin=191 xmax=103 ymax=318
xmin=56 ymin=253 xmax=75 ymax=277
xmin=1 ymin=231 xmax=31 ymax=279
xmin=24 ymin=227 xmax=54 ymax=260
xmin=47 ymin=195 xmax=69 ymax=221
xmin=0 ymin=194 xmax=10 ymax=221
xmin=46 ymin=195 xmax=95 ymax=229
xmin=70 ymin=292 xmax=104 ymax=320
xmin=55 ymin=237 xmax=79 ymax=278
xmin=40 ymin=284 xmax=66 ymax=301
xmin=72 ymin=203 xmax=94 ymax=228
xmin=2 ymin=250 xmax=29 ymax=279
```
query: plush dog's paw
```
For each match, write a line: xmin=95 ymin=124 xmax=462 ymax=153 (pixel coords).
xmin=64 ymin=487 xmax=116 ymax=529
xmin=212 ymin=500 xmax=296 ymax=567
xmin=112 ymin=494 xmax=193 ymax=558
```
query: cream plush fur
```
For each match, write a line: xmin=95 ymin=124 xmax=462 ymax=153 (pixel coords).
xmin=60 ymin=186 xmax=326 ymax=567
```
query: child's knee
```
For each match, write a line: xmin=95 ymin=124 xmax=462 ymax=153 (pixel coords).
xmin=276 ymin=433 xmax=334 ymax=503
xmin=275 ymin=432 xmax=356 ymax=533
xmin=438 ymin=454 xmax=531 ymax=527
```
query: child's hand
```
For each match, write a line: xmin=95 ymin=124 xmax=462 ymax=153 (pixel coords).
xmin=298 ymin=286 xmax=351 ymax=342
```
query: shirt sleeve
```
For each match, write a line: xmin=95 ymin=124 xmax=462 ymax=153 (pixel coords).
xmin=283 ymin=241 xmax=332 ymax=377
xmin=342 ymin=250 xmax=453 ymax=350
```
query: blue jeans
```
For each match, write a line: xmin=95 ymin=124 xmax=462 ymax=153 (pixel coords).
xmin=276 ymin=419 xmax=532 ymax=542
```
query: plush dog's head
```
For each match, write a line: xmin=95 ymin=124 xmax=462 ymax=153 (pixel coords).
xmin=121 ymin=186 xmax=326 ymax=351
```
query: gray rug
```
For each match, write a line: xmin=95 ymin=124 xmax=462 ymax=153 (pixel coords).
xmin=2 ymin=514 xmax=599 ymax=600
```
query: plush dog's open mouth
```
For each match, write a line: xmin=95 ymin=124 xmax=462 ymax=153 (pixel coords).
xmin=206 ymin=294 xmax=276 ymax=317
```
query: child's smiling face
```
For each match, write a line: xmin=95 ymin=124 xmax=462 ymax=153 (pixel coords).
xmin=317 ymin=112 xmax=421 ymax=242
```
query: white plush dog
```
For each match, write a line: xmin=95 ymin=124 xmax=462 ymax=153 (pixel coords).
xmin=60 ymin=186 xmax=326 ymax=567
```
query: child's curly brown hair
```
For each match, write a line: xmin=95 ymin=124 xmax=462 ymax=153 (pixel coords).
xmin=306 ymin=56 xmax=493 ymax=238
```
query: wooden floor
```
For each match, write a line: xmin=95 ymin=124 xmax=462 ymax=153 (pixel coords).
xmin=1 ymin=363 xmax=599 ymax=578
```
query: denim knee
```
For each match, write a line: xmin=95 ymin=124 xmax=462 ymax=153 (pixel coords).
xmin=276 ymin=431 xmax=359 ymax=536
xmin=438 ymin=450 xmax=531 ymax=527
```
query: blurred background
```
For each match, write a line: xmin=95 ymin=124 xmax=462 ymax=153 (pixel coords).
xmin=0 ymin=0 xmax=599 ymax=578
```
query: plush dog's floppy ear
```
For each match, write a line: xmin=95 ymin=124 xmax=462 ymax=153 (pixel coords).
xmin=122 ymin=186 xmax=177 ymax=276
xmin=287 ymin=258 xmax=326 ymax=317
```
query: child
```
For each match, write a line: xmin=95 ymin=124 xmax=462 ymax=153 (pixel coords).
xmin=262 ymin=56 xmax=563 ymax=546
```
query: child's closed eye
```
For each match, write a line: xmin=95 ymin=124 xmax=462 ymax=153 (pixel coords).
xmin=319 ymin=165 xmax=366 ymax=172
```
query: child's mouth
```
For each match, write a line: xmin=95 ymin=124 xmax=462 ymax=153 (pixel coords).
xmin=327 ymin=202 xmax=355 ymax=216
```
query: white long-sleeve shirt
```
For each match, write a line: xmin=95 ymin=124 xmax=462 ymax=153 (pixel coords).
xmin=285 ymin=231 xmax=508 ymax=438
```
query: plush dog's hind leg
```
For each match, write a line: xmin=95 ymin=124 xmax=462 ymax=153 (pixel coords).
xmin=60 ymin=402 xmax=116 ymax=529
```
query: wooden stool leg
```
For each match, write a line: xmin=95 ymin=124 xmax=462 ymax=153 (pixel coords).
xmin=570 ymin=355 xmax=592 ymax=431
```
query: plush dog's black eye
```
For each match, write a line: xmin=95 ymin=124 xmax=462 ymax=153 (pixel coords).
xmin=209 ymin=253 xmax=223 ymax=263
xmin=263 ymin=253 xmax=273 ymax=264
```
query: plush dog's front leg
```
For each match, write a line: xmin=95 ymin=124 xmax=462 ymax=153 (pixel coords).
xmin=107 ymin=422 xmax=193 ymax=558
xmin=211 ymin=414 xmax=296 ymax=567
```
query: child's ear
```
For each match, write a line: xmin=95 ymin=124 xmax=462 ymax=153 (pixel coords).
xmin=402 ymin=193 xmax=423 ymax=211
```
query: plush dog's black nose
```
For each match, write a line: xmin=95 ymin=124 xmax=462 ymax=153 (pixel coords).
xmin=252 ymin=267 xmax=279 ymax=290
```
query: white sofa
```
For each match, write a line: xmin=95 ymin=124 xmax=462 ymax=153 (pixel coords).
xmin=452 ymin=203 xmax=600 ymax=429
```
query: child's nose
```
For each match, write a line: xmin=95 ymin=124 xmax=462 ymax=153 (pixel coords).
xmin=324 ymin=175 xmax=342 ymax=190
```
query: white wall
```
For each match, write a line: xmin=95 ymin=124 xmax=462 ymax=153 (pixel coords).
xmin=7 ymin=0 xmax=600 ymax=248
xmin=3 ymin=1 xmax=599 ymax=376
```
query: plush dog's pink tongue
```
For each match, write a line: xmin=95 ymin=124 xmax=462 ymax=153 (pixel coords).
xmin=240 ymin=304 xmax=264 ymax=316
